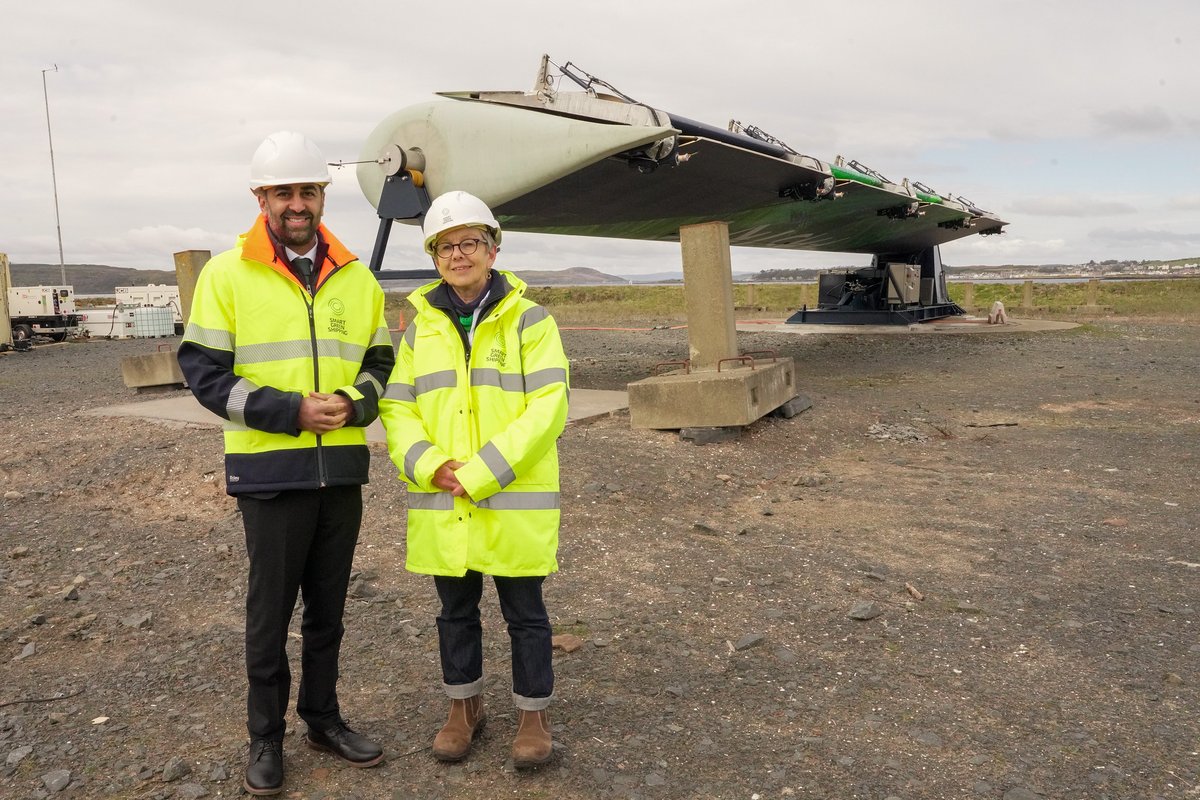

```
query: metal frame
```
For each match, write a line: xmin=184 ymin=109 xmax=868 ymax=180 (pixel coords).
xmin=367 ymin=171 xmax=439 ymax=282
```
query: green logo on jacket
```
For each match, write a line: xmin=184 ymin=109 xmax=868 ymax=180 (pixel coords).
xmin=485 ymin=330 xmax=507 ymax=366
xmin=327 ymin=297 xmax=347 ymax=335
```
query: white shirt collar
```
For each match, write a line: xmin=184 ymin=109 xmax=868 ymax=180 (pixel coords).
xmin=284 ymin=243 xmax=318 ymax=262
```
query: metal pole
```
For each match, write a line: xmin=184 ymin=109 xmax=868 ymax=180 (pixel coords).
xmin=42 ymin=65 xmax=66 ymax=287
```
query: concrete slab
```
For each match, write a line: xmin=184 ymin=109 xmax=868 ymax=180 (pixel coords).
xmin=628 ymin=360 xmax=795 ymax=430
xmin=735 ymin=316 xmax=1079 ymax=335
xmin=84 ymin=388 xmax=628 ymax=441
xmin=119 ymin=350 xmax=185 ymax=389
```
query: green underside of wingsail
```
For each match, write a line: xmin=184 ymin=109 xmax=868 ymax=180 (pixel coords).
xmin=492 ymin=141 xmax=1003 ymax=254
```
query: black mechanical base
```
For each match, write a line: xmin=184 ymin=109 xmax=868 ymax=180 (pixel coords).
xmin=785 ymin=245 xmax=964 ymax=326
xmin=787 ymin=302 xmax=964 ymax=325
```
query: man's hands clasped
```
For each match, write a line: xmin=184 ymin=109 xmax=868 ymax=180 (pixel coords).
xmin=298 ymin=392 xmax=353 ymax=435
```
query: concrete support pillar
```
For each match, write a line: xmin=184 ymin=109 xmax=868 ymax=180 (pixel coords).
xmin=962 ymin=282 xmax=975 ymax=311
xmin=627 ymin=221 xmax=798 ymax=430
xmin=1022 ymin=280 xmax=1034 ymax=311
xmin=744 ymin=283 xmax=757 ymax=308
xmin=0 ymin=253 xmax=12 ymax=348
xmin=1086 ymin=278 xmax=1100 ymax=307
xmin=173 ymin=250 xmax=210 ymax=326
xmin=680 ymin=222 xmax=737 ymax=370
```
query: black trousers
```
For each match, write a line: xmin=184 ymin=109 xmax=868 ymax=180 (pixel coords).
xmin=237 ymin=485 xmax=362 ymax=741
xmin=434 ymin=571 xmax=553 ymax=709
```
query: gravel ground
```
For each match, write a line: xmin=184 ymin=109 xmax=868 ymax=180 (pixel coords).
xmin=1 ymin=319 xmax=1197 ymax=800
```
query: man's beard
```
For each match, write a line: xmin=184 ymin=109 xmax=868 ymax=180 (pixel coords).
xmin=272 ymin=212 xmax=317 ymax=249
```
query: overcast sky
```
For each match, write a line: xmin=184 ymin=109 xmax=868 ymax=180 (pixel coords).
xmin=3 ymin=1 xmax=1197 ymax=278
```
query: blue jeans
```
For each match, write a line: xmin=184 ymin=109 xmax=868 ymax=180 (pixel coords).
xmin=434 ymin=571 xmax=553 ymax=710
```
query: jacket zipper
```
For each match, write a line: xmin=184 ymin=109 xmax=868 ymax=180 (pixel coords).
xmin=303 ymin=281 xmax=326 ymax=488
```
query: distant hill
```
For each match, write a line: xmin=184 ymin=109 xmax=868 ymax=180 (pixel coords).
xmin=510 ymin=266 xmax=628 ymax=285
xmin=9 ymin=262 xmax=635 ymax=294
xmin=14 ymin=258 xmax=1196 ymax=296
xmin=11 ymin=263 xmax=177 ymax=294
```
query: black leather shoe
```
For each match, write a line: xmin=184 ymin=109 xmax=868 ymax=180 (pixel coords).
xmin=243 ymin=738 xmax=283 ymax=795
xmin=305 ymin=722 xmax=384 ymax=768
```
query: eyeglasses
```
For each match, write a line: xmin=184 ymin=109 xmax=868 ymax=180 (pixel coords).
xmin=435 ymin=238 xmax=487 ymax=259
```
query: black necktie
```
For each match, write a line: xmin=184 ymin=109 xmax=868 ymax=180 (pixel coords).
xmin=293 ymin=257 xmax=313 ymax=291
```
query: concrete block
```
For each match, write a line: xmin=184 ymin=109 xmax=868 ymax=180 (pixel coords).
xmin=628 ymin=359 xmax=795 ymax=429
xmin=120 ymin=350 xmax=186 ymax=390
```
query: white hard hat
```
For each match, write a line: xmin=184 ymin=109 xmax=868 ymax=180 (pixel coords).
xmin=249 ymin=131 xmax=331 ymax=189
xmin=422 ymin=191 xmax=501 ymax=255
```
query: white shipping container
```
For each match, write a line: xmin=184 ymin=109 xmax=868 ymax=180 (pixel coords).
xmin=78 ymin=307 xmax=174 ymax=339
xmin=77 ymin=307 xmax=136 ymax=339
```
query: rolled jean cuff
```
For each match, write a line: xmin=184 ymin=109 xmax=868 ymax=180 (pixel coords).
xmin=443 ymin=677 xmax=484 ymax=700
xmin=513 ymin=691 xmax=553 ymax=712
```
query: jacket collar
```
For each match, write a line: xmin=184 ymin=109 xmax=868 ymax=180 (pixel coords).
xmin=425 ymin=270 xmax=513 ymax=315
xmin=239 ymin=216 xmax=357 ymax=291
xmin=414 ymin=270 xmax=525 ymax=316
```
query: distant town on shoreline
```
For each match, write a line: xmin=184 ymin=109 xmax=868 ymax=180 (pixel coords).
xmin=8 ymin=256 xmax=1199 ymax=295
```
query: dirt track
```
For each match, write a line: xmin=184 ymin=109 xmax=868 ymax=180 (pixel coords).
xmin=1 ymin=319 xmax=1197 ymax=799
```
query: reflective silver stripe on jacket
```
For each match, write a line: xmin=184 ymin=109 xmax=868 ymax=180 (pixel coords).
xmin=475 ymin=491 xmax=561 ymax=511
xmin=479 ymin=441 xmax=516 ymax=488
xmin=523 ymin=367 xmax=567 ymax=394
xmin=355 ymin=372 xmax=383 ymax=397
xmin=369 ymin=325 xmax=392 ymax=348
xmin=184 ymin=323 xmax=235 ymax=351
xmin=383 ymin=381 xmax=415 ymax=402
xmin=226 ymin=377 xmax=258 ymax=427
xmin=234 ymin=338 xmax=367 ymax=366
xmin=518 ymin=306 xmax=550 ymax=333
xmin=407 ymin=490 xmax=455 ymax=511
xmin=471 ymin=369 xmax=524 ymax=393
xmin=403 ymin=324 xmax=417 ymax=349
xmin=415 ymin=370 xmax=458 ymax=395
xmin=404 ymin=440 xmax=434 ymax=484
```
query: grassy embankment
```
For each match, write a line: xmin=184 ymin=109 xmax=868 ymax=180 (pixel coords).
xmin=383 ymin=278 xmax=1200 ymax=328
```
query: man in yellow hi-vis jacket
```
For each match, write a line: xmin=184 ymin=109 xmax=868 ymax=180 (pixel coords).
xmin=380 ymin=191 xmax=569 ymax=768
xmin=178 ymin=131 xmax=393 ymax=796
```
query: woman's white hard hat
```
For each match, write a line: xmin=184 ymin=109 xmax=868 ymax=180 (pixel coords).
xmin=422 ymin=191 xmax=502 ymax=255
xmin=249 ymin=131 xmax=331 ymax=190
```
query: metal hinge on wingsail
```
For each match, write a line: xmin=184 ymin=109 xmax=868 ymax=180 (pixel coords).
xmin=539 ymin=56 xmax=678 ymax=173
xmin=730 ymin=120 xmax=836 ymax=201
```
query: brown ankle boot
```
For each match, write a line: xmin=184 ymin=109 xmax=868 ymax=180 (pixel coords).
xmin=511 ymin=709 xmax=553 ymax=767
xmin=431 ymin=696 xmax=486 ymax=762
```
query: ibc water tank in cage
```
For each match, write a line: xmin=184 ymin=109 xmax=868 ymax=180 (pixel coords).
xmin=131 ymin=306 xmax=175 ymax=338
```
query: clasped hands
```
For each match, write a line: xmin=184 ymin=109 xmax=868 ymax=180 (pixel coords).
xmin=298 ymin=392 xmax=353 ymax=434
xmin=433 ymin=460 xmax=470 ymax=499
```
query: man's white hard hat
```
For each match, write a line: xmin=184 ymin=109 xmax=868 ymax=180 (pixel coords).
xmin=422 ymin=191 xmax=502 ymax=255
xmin=249 ymin=131 xmax=331 ymax=190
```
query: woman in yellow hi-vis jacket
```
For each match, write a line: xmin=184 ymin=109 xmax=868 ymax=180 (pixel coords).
xmin=379 ymin=191 xmax=569 ymax=768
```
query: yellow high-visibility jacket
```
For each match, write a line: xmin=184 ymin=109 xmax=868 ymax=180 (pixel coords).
xmin=380 ymin=271 xmax=569 ymax=577
xmin=178 ymin=216 xmax=394 ymax=494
